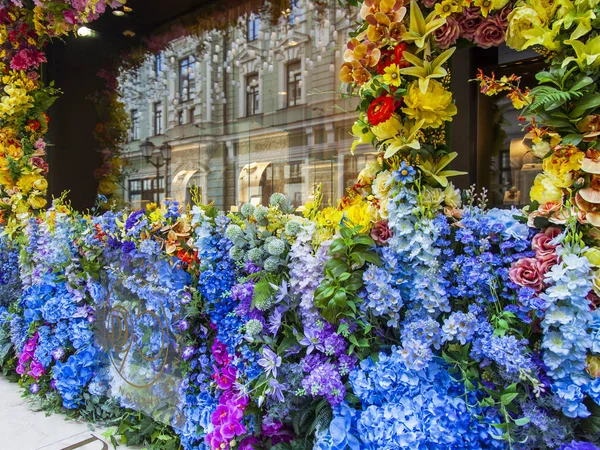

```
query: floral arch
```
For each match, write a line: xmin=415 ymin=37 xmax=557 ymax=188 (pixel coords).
xmin=0 ymin=0 xmax=599 ymax=449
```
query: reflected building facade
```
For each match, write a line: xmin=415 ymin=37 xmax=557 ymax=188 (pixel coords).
xmin=119 ymin=0 xmax=374 ymax=211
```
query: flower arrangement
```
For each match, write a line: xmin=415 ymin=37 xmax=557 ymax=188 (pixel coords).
xmin=0 ymin=0 xmax=600 ymax=449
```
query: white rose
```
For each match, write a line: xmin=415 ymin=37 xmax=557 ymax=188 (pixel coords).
xmin=531 ymin=140 xmax=551 ymax=159
xmin=372 ymin=170 xmax=392 ymax=199
xmin=444 ymin=182 xmax=462 ymax=208
xmin=358 ymin=160 xmax=382 ymax=184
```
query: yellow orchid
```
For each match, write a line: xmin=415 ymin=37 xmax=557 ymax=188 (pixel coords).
xmin=382 ymin=63 xmax=402 ymax=87
xmin=383 ymin=119 xmax=425 ymax=159
xmin=417 ymin=152 xmax=466 ymax=188
xmin=400 ymin=47 xmax=456 ymax=93
xmin=401 ymin=1 xmax=446 ymax=49
xmin=562 ymin=36 xmax=600 ymax=70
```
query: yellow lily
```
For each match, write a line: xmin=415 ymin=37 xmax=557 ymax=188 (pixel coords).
xmin=400 ymin=47 xmax=456 ymax=93
xmin=521 ymin=23 xmax=562 ymax=51
xmin=562 ymin=36 xmax=600 ymax=70
xmin=383 ymin=119 xmax=425 ymax=159
xmin=555 ymin=0 xmax=596 ymax=40
xmin=417 ymin=152 xmax=466 ymax=187
xmin=401 ymin=0 xmax=446 ymax=49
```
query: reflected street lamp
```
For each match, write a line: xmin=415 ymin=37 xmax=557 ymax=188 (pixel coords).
xmin=140 ymin=138 xmax=171 ymax=202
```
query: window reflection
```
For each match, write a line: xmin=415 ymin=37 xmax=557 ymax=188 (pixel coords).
xmin=119 ymin=1 xmax=381 ymax=212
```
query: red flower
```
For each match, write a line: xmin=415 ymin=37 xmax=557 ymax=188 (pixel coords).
xmin=377 ymin=43 xmax=408 ymax=75
xmin=177 ymin=248 xmax=194 ymax=263
xmin=26 ymin=119 xmax=40 ymax=131
xmin=367 ymin=95 xmax=395 ymax=126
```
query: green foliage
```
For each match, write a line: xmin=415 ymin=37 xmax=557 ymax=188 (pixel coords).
xmin=110 ymin=411 xmax=181 ymax=450
xmin=314 ymin=224 xmax=381 ymax=324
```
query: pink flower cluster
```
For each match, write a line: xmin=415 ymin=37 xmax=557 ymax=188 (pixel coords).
xmin=509 ymin=227 xmax=561 ymax=292
xmin=206 ymin=339 xmax=250 ymax=450
xmin=16 ymin=334 xmax=45 ymax=381
xmin=434 ymin=5 xmax=512 ymax=49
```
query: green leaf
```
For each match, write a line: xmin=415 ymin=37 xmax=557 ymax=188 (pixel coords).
xmin=562 ymin=133 xmax=583 ymax=146
xmin=352 ymin=234 xmax=376 ymax=246
xmin=501 ymin=392 xmax=519 ymax=405
xmin=513 ymin=417 xmax=531 ymax=426
xmin=571 ymin=93 xmax=600 ymax=118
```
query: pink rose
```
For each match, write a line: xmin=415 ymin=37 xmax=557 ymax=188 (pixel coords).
xmin=531 ymin=227 xmax=561 ymax=257
xmin=371 ymin=220 xmax=393 ymax=245
xmin=473 ymin=16 xmax=506 ymax=49
xmin=538 ymin=253 xmax=559 ymax=275
xmin=458 ymin=7 xmax=483 ymax=41
xmin=31 ymin=157 xmax=49 ymax=174
xmin=509 ymin=257 xmax=544 ymax=292
xmin=498 ymin=5 xmax=512 ymax=26
xmin=435 ymin=16 xmax=460 ymax=49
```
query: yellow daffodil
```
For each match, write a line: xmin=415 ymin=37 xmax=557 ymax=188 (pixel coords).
xmin=402 ymin=80 xmax=457 ymax=129
xmin=562 ymin=36 xmax=600 ymax=70
xmin=401 ymin=1 xmax=446 ymax=49
xmin=400 ymin=47 xmax=456 ymax=93
xmin=434 ymin=0 xmax=461 ymax=17
xmin=382 ymin=63 xmax=402 ymax=87
xmin=418 ymin=152 xmax=466 ymax=188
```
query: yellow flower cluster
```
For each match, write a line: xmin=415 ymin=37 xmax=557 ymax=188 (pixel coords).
xmin=0 ymin=72 xmax=35 ymax=120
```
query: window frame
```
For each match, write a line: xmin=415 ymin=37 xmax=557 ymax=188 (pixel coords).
xmin=128 ymin=177 xmax=165 ymax=205
xmin=154 ymin=53 xmax=163 ymax=76
xmin=286 ymin=61 xmax=302 ymax=107
xmin=245 ymin=73 xmax=259 ymax=116
xmin=247 ymin=14 xmax=259 ymax=42
xmin=153 ymin=101 xmax=163 ymax=136
xmin=179 ymin=57 xmax=193 ymax=102
xmin=130 ymin=109 xmax=140 ymax=141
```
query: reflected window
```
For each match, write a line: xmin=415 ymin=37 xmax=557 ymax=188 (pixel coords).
xmin=286 ymin=61 xmax=302 ymax=107
xmin=153 ymin=102 xmax=163 ymax=136
xmin=247 ymin=14 xmax=259 ymax=41
xmin=154 ymin=53 xmax=163 ymax=76
xmin=179 ymin=57 xmax=192 ymax=102
xmin=177 ymin=110 xmax=184 ymax=126
xmin=129 ymin=177 xmax=164 ymax=206
xmin=289 ymin=0 xmax=299 ymax=25
xmin=130 ymin=109 xmax=139 ymax=141
xmin=246 ymin=73 xmax=259 ymax=116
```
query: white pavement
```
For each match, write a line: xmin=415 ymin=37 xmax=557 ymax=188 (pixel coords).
xmin=0 ymin=375 xmax=114 ymax=450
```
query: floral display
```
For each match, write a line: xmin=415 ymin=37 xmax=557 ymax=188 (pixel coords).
xmin=1 ymin=0 xmax=600 ymax=449
xmin=0 ymin=0 xmax=124 ymax=221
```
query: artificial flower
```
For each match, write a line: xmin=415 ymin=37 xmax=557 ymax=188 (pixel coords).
xmin=367 ymin=95 xmax=396 ymax=125
xmin=401 ymin=0 xmax=446 ymax=49
xmin=530 ymin=173 xmax=564 ymax=205
xmin=401 ymin=80 xmax=457 ymax=128
xmin=382 ymin=63 xmax=402 ymax=87
xmin=400 ymin=47 xmax=456 ymax=93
